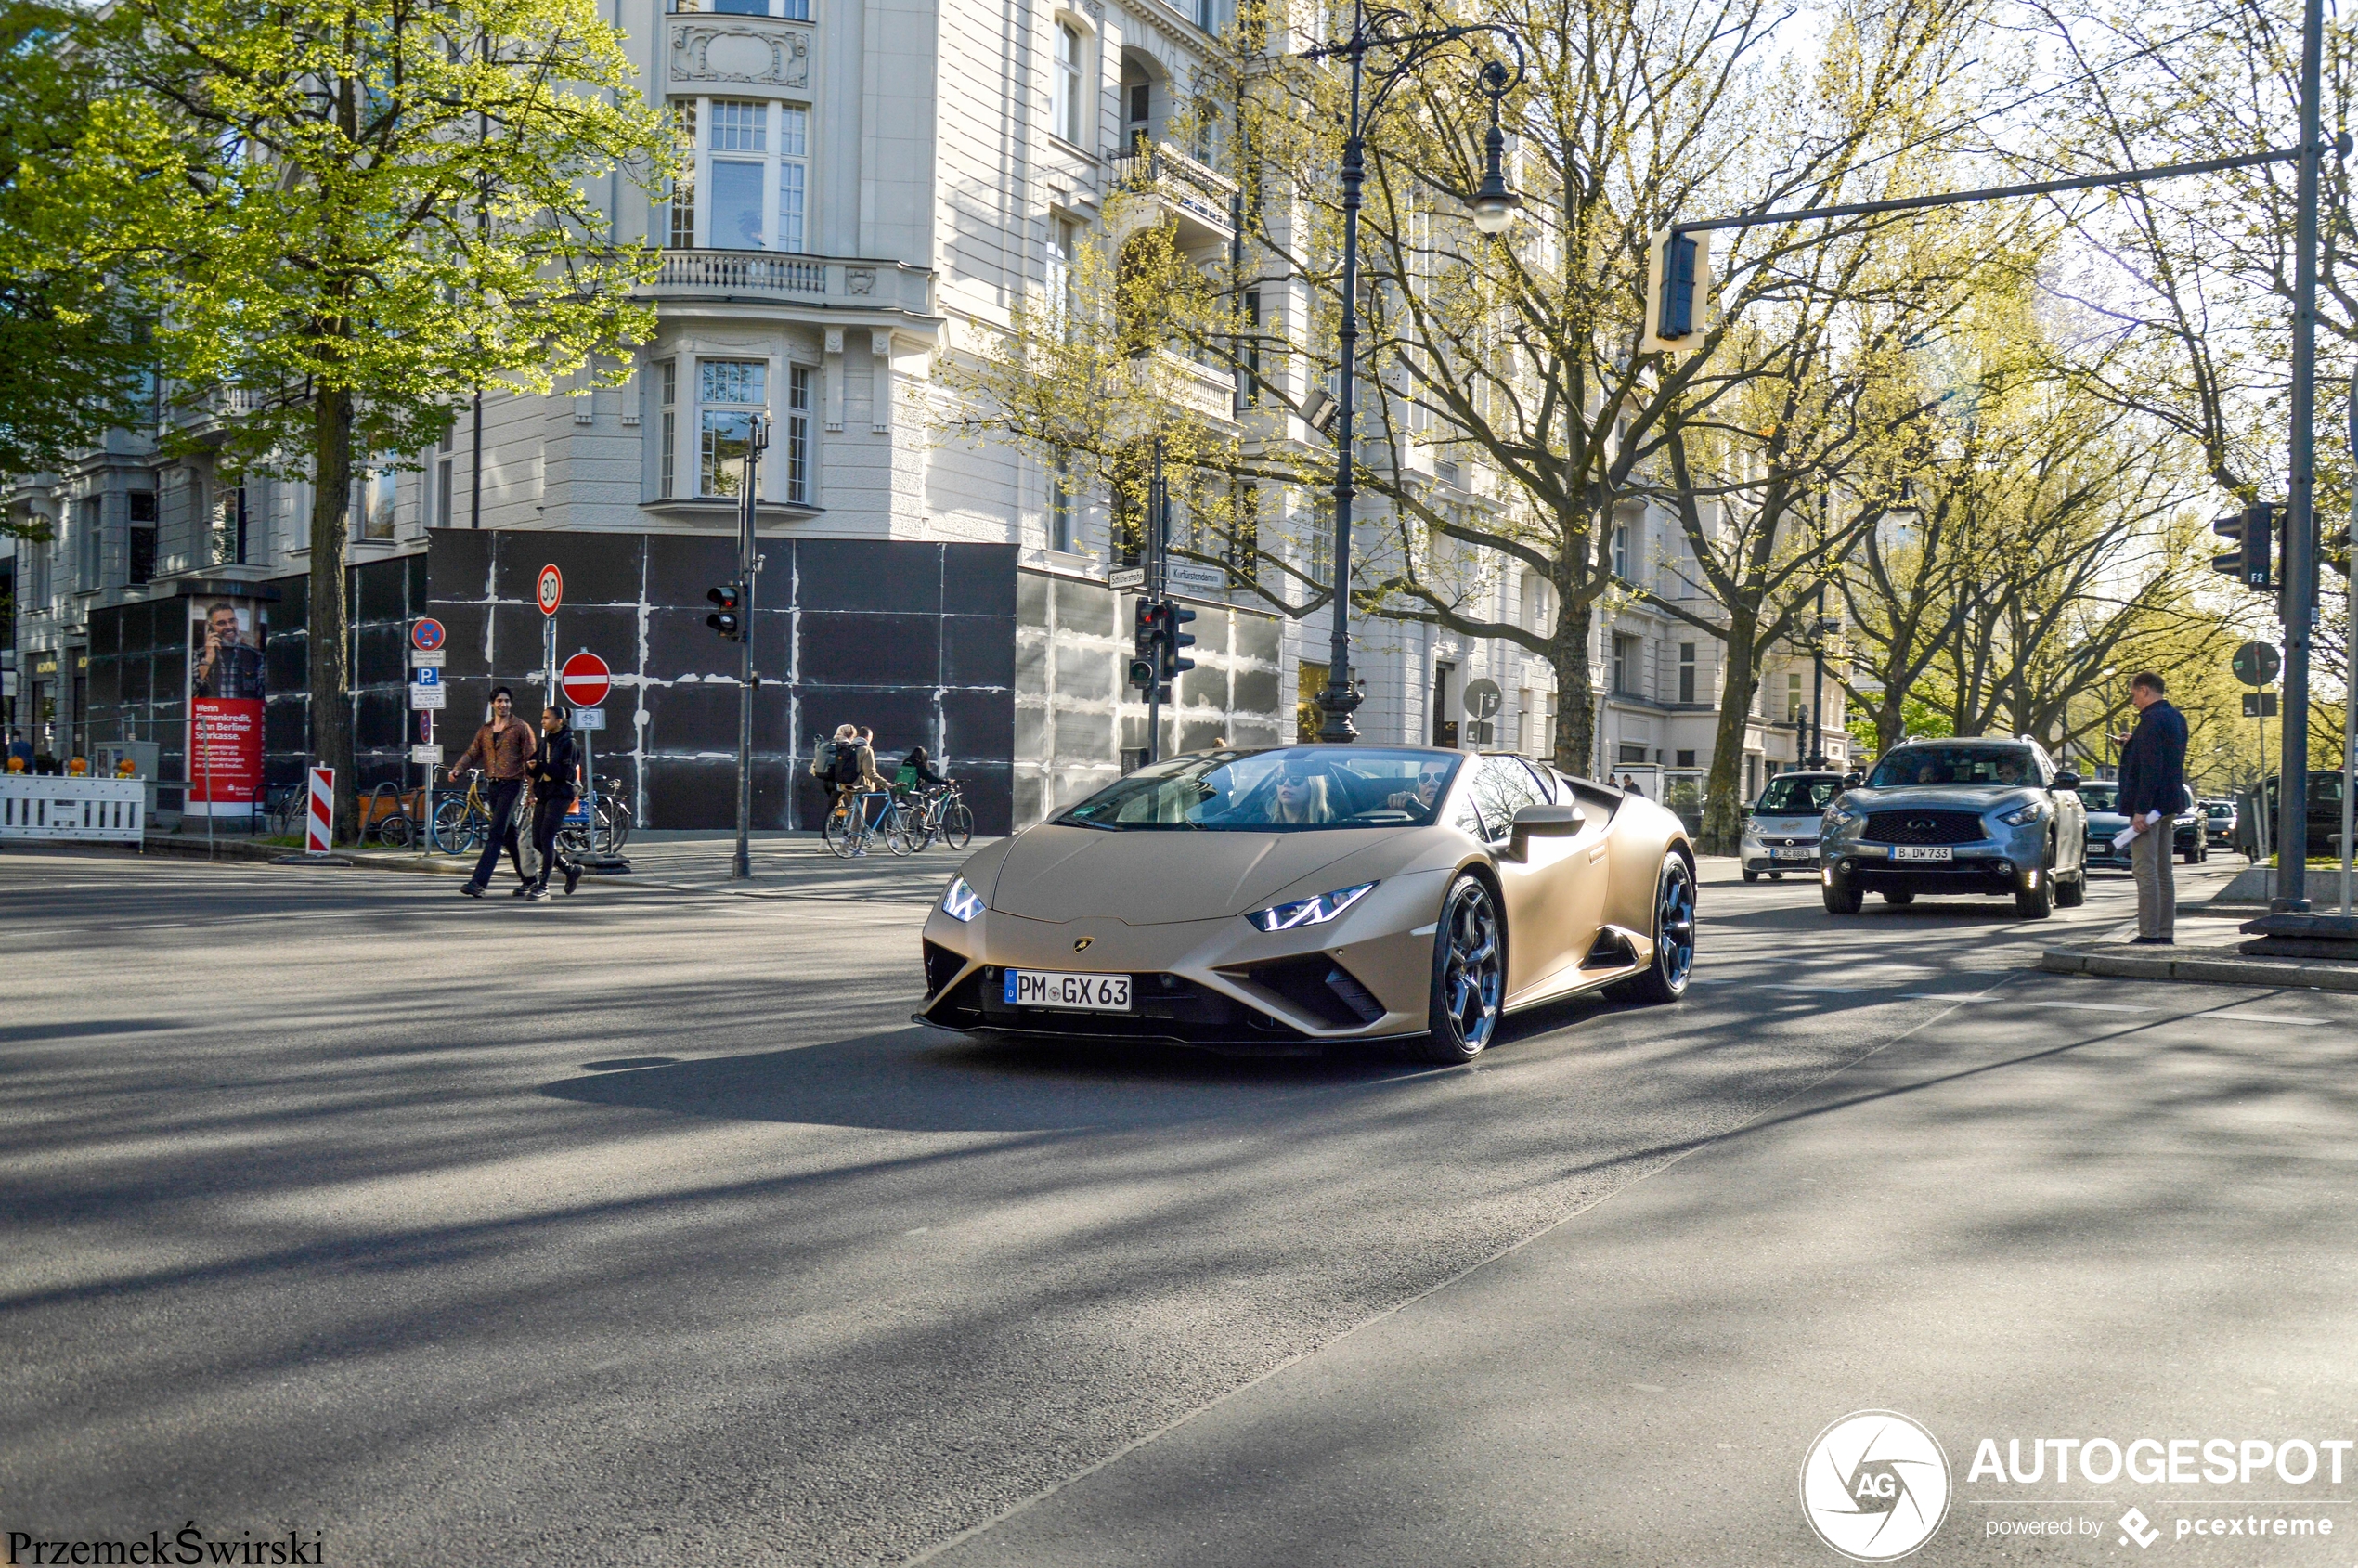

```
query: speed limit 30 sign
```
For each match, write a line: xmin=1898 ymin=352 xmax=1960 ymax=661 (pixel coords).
xmin=537 ymin=564 xmax=564 ymax=616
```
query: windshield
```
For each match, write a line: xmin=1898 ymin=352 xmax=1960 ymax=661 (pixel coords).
xmin=1865 ymin=746 xmax=2039 ymax=790
xmin=2077 ymin=782 xmax=2119 ymax=813
xmin=1756 ymin=776 xmax=1839 ymax=814
xmin=1056 ymin=747 xmax=1463 ymax=832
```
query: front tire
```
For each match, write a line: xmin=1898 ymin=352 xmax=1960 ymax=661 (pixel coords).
xmin=2015 ymin=861 xmax=2054 ymax=919
xmin=1612 ymin=853 xmax=1696 ymax=1004
xmin=1413 ymin=875 xmax=1505 ymax=1066
xmin=1743 ymin=869 xmax=1759 ymax=883
xmin=1882 ymin=889 xmax=1914 ymax=906
xmin=1823 ymin=879 xmax=1863 ymax=914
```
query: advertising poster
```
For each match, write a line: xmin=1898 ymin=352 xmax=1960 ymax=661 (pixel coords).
xmin=186 ymin=598 xmax=266 ymax=815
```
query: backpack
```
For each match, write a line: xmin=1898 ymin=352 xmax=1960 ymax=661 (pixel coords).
xmin=808 ymin=740 xmax=837 ymax=779
xmin=830 ymin=743 xmax=867 ymax=786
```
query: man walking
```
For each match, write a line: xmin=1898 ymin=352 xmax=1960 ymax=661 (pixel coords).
xmin=2117 ymin=670 xmax=2188 ymax=945
xmin=448 ymin=687 xmax=537 ymax=898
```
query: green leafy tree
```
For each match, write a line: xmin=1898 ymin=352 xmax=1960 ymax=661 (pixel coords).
xmin=53 ymin=0 xmax=674 ymax=830
xmin=0 ymin=1 xmax=150 ymax=510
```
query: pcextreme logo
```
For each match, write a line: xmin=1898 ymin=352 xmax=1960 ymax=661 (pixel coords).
xmin=1800 ymin=1409 xmax=1954 ymax=1562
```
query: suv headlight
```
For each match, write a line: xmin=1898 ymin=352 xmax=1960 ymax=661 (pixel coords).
xmin=1824 ymin=802 xmax=1859 ymax=829
xmin=2000 ymin=801 xmax=2047 ymax=827
xmin=1246 ymin=881 xmax=1376 ymax=932
xmin=940 ymin=875 xmax=985 ymax=922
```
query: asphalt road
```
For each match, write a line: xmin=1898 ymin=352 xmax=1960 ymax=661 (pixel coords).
xmin=5 ymin=845 xmax=2352 ymax=1567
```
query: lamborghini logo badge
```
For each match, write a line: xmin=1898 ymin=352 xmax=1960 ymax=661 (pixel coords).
xmin=1073 ymin=937 xmax=1094 ymax=952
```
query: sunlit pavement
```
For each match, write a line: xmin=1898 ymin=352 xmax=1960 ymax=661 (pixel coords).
xmin=5 ymin=846 xmax=2349 ymax=1566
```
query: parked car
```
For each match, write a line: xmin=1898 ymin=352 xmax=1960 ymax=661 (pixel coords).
xmin=2080 ymin=782 xmax=2206 ymax=868
xmin=1819 ymin=738 xmax=2090 ymax=917
xmin=2200 ymin=797 xmax=2237 ymax=849
xmin=1741 ymin=771 xmax=1846 ymax=882
xmin=2233 ymin=773 xmax=2352 ymax=859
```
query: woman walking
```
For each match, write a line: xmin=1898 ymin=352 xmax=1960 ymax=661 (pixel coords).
xmin=450 ymin=687 xmax=537 ymax=898
xmin=524 ymin=702 xmax=584 ymax=901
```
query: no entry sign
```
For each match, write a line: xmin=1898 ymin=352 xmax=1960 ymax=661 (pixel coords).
xmin=538 ymin=564 xmax=564 ymax=616
xmin=560 ymin=652 xmax=611 ymax=708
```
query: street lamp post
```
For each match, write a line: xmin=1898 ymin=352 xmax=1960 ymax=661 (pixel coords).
xmin=1304 ymin=7 xmax=1523 ymax=743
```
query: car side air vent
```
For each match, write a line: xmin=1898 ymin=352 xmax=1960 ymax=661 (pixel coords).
xmin=1323 ymin=966 xmax=1385 ymax=1024
xmin=1583 ymin=927 xmax=1638 ymax=968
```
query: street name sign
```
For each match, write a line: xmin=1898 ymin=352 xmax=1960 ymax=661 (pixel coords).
xmin=1108 ymin=566 xmax=1146 ymax=590
xmin=1167 ymin=562 xmax=1227 ymax=593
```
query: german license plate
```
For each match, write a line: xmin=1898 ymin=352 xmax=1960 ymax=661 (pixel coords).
xmin=1772 ymin=847 xmax=1815 ymax=861
xmin=1893 ymin=846 xmax=1952 ymax=862
xmin=1004 ymin=970 xmax=1132 ymax=1012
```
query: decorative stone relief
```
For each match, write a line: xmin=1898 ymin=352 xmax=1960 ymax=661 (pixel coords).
xmin=823 ymin=328 xmax=845 ymax=433
xmin=670 ymin=24 xmax=811 ymax=90
xmin=871 ymin=330 xmax=895 ymax=435
xmin=845 ymin=267 xmax=875 ymax=295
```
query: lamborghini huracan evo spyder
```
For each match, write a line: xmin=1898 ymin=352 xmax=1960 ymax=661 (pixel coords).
xmin=916 ymin=745 xmax=1697 ymax=1064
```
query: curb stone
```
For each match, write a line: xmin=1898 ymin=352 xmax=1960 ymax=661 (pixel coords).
xmin=2039 ymin=942 xmax=2358 ymax=993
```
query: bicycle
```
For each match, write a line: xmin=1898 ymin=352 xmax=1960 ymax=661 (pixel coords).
xmin=362 ymin=781 xmax=418 ymax=849
xmin=261 ymin=784 xmax=305 ymax=840
xmin=431 ymin=771 xmax=492 ymax=855
xmin=823 ymin=789 xmax=915 ymax=858
xmin=902 ymin=782 xmax=973 ymax=850
xmin=554 ymin=774 xmax=633 ymax=861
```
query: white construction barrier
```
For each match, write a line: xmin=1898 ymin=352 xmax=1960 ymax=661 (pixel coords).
xmin=0 ymin=777 xmax=147 ymax=844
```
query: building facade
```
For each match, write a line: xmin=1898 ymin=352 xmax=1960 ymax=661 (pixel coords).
xmin=4 ymin=0 xmax=1837 ymax=830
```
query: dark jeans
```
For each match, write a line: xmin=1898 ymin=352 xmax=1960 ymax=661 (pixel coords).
xmin=470 ymin=779 xmax=525 ymax=888
xmin=531 ymin=791 xmax=576 ymax=889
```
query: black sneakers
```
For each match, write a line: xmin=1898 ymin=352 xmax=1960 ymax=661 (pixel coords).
xmin=526 ymin=886 xmax=550 ymax=901
xmin=564 ymin=862 xmax=581 ymax=896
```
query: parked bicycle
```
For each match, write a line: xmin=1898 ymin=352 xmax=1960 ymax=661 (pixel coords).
xmin=431 ymin=770 xmax=493 ymax=855
xmin=823 ymin=789 xmax=915 ymax=858
xmin=902 ymin=782 xmax=973 ymax=850
xmin=554 ymin=774 xmax=633 ymax=861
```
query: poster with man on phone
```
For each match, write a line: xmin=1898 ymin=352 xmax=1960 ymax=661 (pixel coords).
xmin=188 ymin=599 xmax=266 ymax=814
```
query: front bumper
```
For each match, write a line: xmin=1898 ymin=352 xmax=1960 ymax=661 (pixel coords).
xmin=914 ymin=873 xmax=1448 ymax=1048
xmin=1741 ymin=836 xmax=1820 ymax=872
xmin=1821 ymin=820 xmax=2048 ymax=896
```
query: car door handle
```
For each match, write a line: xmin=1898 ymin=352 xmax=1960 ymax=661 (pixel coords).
xmin=1587 ymin=844 xmax=1608 ymax=862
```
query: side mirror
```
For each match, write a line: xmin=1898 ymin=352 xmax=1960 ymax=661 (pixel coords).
xmin=2052 ymin=771 xmax=2081 ymax=791
xmin=1506 ymin=801 xmax=1585 ymax=859
xmin=1840 ymin=772 xmax=1863 ymax=792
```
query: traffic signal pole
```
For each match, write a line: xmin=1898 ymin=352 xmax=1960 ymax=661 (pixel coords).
xmin=1147 ymin=437 xmax=1165 ymax=765
xmin=2275 ymin=0 xmax=2327 ymax=911
xmin=733 ymin=417 xmax=768 ymax=882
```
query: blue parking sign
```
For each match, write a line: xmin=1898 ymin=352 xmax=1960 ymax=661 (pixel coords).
xmin=413 ymin=667 xmax=441 ymax=687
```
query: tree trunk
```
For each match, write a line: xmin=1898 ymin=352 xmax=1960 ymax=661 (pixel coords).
xmin=307 ymin=385 xmax=355 ymax=842
xmin=1701 ymin=613 xmax=1760 ymax=855
xmin=1551 ymin=597 xmax=1597 ymax=781
xmin=1874 ymin=692 xmax=1905 ymax=756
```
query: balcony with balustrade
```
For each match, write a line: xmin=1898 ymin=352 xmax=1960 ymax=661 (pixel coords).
xmin=644 ymin=251 xmax=937 ymax=320
xmin=1106 ymin=141 xmax=1237 ymax=258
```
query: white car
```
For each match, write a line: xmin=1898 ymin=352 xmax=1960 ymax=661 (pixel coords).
xmin=1742 ymin=771 xmax=1846 ymax=882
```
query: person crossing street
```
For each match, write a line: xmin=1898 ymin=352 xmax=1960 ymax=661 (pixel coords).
xmin=523 ymin=702 xmax=584 ymax=902
xmin=449 ymin=687 xmax=537 ymax=898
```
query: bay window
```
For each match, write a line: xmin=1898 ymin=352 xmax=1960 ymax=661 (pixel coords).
xmin=700 ymin=359 xmax=767 ymax=497
xmin=785 ymin=364 xmax=812 ymax=503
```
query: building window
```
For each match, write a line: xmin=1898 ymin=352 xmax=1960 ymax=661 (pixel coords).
xmin=667 ymin=101 xmax=697 ymax=248
xmin=75 ymin=496 xmax=101 ymax=590
xmin=1307 ymin=498 xmax=1331 ymax=586
xmin=1049 ymin=449 xmax=1073 ymax=551
xmin=1612 ymin=633 xmax=1639 ymax=696
xmin=777 ymin=106 xmax=808 ymax=252
xmin=699 ymin=358 xmax=767 ymax=497
xmin=435 ymin=457 xmax=453 ymax=527
xmin=357 ymin=465 xmax=396 ymax=540
xmin=710 ymin=0 xmax=812 ymax=17
xmin=1242 ymin=290 xmax=1264 ymax=406
xmin=1612 ymin=524 xmax=1629 ymax=579
xmin=1229 ymin=482 xmax=1258 ymax=577
xmin=1787 ymin=671 xmax=1803 ymax=721
xmin=1618 ymin=742 xmax=1648 ymax=765
xmin=675 ymin=98 xmax=811 ymax=251
xmin=128 ymin=491 xmax=156 ymax=584
xmin=1676 ymin=748 xmax=1695 ymax=768
xmin=785 ymin=363 xmax=812 ymax=503
xmin=1678 ymin=641 xmax=1695 ymax=704
xmin=658 ymin=360 xmax=678 ymax=499
xmin=1047 ymin=215 xmax=1078 ymax=332
xmin=1052 ymin=22 xmax=1085 ymax=145
xmin=1126 ymin=80 xmax=1151 ymax=149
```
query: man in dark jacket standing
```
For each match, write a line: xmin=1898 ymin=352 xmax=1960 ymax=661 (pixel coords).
xmin=2116 ymin=670 xmax=2189 ymax=944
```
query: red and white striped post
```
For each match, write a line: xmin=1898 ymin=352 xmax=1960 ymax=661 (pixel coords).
xmin=306 ymin=767 xmax=334 ymax=855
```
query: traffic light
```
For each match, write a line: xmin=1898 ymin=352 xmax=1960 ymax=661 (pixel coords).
xmin=1160 ymin=604 xmax=1197 ymax=680
xmin=706 ymin=583 xmax=743 ymax=641
xmin=1134 ymin=596 xmax=1158 ymax=656
xmin=1641 ymin=228 xmax=1710 ymax=353
xmin=2210 ymin=503 xmax=2276 ymax=590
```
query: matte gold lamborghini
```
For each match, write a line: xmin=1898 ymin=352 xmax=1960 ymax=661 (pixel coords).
xmin=917 ymin=746 xmax=1696 ymax=1062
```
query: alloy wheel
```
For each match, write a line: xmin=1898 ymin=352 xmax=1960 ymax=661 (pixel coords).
xmin=1441 ymin=880 xmax=1504 ymax=1052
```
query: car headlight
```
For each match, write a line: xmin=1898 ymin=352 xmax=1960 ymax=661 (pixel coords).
xmin=1824 ymin=802 xmax=1859 ymax=829
xmin=1246 ymin=881 xmax=1377 ymax=932
xmin=940 ymin=875 xmax=985 ymax=922
xmin=2000 ymin=801 xmax=2046 ymax=827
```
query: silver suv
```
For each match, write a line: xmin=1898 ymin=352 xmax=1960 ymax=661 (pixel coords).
xmin=1819 ymin=739 xmax=2090 ymax=919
